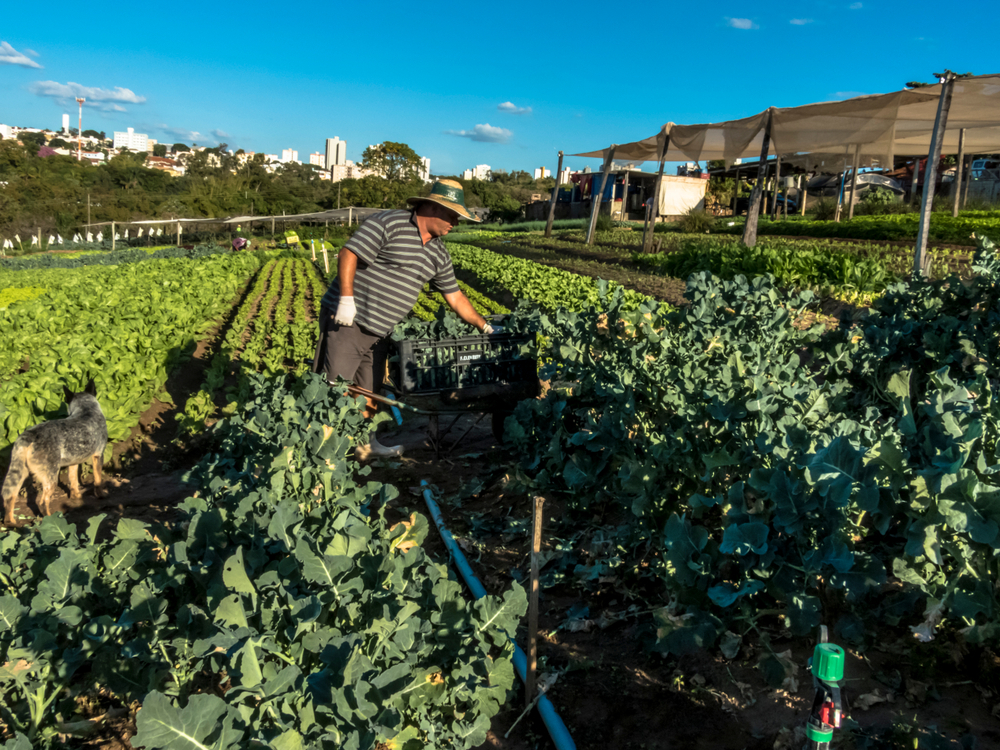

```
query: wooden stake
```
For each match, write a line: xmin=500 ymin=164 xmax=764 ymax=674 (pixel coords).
xmin=742 ymin=110 xmax=773 ymax=247
xmin=111 ymin=221 xmax=116 ymax=251
xmin=911 ymin=157 xmax=921 ymax=206
xmin=731 ymin=168 xmax=740 ymax=217
xmin=771 ymin=156 xmax=781 ymax=220
xmin=586 ymin=145 xmax=617 ymax=245
xmin=525 ymin=495 xmax=545 ymax=708
xmin=642 ymin=131 xmax=670 ymax=253
xmin=847 ymin=144 xmax=861 ymax=220
xmin=322 ymin=244 xmax=330 ymax=275
xmin=544 ymin=151 xmax=564 ymax=238
xmin=176 ymin=221 xmax=181 ymax=247
xmin=620 ymin=169 xmax=630 ymax=222
xmin=952 ymin=127 xmax=966 ymax=218
xmin=800 ymin=174 xmax=808 ymax=216
xmin=915 ymin=72 xmax=957 ymax=277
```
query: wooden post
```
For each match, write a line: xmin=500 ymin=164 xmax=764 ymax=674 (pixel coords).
xmin=961 ymin=154 xmax=972 ymax=209
xmin=741 ymin=110 xmax=773 ymax=247
xmin=525 ymin=496 xmax=545 ymax=708
xmin=952 ymin=127 xmax=966 ymax=218
xmin=348 ymin=207 xmax=353 ymax=226
xmin=585 ymin=145 xmax=617 ymax=245
xmin=176 ymin=221 xmax=181 ymax=247
xmin=337 ymin=183 xmax=341 ymax=210
xmin=642 ymin=132 xmax=670 ymax=253
xmin=770 ymin=156 xmax=781 ymax=220
xmin=271 ymin=216 xmax=275 ymax=237
xmin=87 ymin=192 xmax=91 ymax=227
xmin=731 ymin=168 xmax=740 ymax=217
xmin=620 ymin=169 xmax=630 ymax=222
xmin=37 ymin=227 xmax=42 ymax=250
xmin=544 ymin=151 xmax=564 ymax=238
xmin=847 ymin=144 xmax=861 ymax=220
xmin=321 ymin=244 xmax=330 ymax=275
xmin=311 ymin=240 xmax=317 ymax=261
xmin=911 ymin=157 xmax=921 ymax=206
xmin=800 ymin=174 xmax=808 ymax=216
xmin=914 ymin=72 xmax=957 ymax=277
xmin=111 ymin=222 xmax=116 ymax=251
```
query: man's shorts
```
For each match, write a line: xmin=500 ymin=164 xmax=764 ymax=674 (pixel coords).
xmin=313 ymin=304 xmax=389 ymax=392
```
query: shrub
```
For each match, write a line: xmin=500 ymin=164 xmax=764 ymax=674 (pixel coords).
xmin=808 ymin=198 xmax=838 ymax=221
xmin=677 ymin=209 xmax=716 ymax=234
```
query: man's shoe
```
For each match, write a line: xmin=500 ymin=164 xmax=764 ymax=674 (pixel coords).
xmin=366 ymin=434 xmax=404 ymax=458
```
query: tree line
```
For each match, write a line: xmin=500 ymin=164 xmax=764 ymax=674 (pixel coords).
xmin=0 ymin=136 xmax=557 ymax=237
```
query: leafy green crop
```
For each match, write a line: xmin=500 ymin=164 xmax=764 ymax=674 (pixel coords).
xmin=0 ymin=373 xmax=526 ymax=748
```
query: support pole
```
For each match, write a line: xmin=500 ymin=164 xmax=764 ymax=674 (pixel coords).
xmin=585 ymin=145 xmax=616 ymax=245
xmin=911 ymin=158 xmax=921 ymax=206
xmin=87 ymin=192 xmax=91 ymax=227
xmin=731 ymin=168 xmax=740 ymax=217
xmin=271 ymin=216 xmax=275 ymax=237
xmin=847 ymin=144 xmax=861 ymax=220
xmin=544 ymin=151 xmax=564 ymax=238
xmin=642 ymin=131 xmax=670 ymax=253
xmin=525 ymin=496 xmax=545 ymax=708
xmin=619 ymin=169 xmax=630 ymax=223
xmin=322 ymin=244 xmax=330 ymax=275
xmin=741 ymin=110 xmax=773 ymax=247
xmin=800 ymin=174 xmax=808 ymax=216
xmin=337 ymin=183 xmax=341 ymax=210
xmin=176 ymin=221 xmax=181 ymax=247
xmin=348 ymin=207 xmax=353 ymax=226
xmin=952 ymin=128 xmax=966 ymax=218
xmin=111 ymin=221 xmax=116 ymax=251
xmin=770 ymin=155 xmax=781 ymax=220
xmin=914 ymin=71 xmax=957 ymax=277
xmin=961 ymin=154 xmax=971 ymax=209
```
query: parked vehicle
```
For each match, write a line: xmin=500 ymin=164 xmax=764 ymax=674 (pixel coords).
xmin=970 ymin=159 xmax=1000 ymax=180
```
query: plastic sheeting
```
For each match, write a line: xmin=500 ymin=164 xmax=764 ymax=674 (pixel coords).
xmin=659 ymin=179 xmax=706 ymax=216
xmin=574 ymin=74 xmax=1000 ymax=167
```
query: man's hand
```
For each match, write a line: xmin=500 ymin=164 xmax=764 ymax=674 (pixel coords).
xmin=335 ymin=296 xmax=356 ymax=326
xmin=482 ymin=324 xmax=503 ymax=335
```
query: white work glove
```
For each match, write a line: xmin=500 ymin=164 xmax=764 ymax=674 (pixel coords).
xmin=334 ymin=296 xmax=356 ymax=326
xmin=482 ymin=323 xmax=503 ymax=335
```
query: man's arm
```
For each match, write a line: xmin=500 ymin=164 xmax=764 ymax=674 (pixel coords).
xmin=338 ymin=248 xmax=359 ymax=296
xmin=443 ymin=290 xmax=489 ymax=331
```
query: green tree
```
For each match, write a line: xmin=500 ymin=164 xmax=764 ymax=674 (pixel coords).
xmin=152 ymin=144 xmax=167 ymax=157
xmin=361 ymin=141 xmax=422 ymax=182
xmin=172 ymin=143 xmax=190 ymax=153
xmin=48 ymin=138 xmax=70 ymax=149
xmin=82 ymin=129 xmax=102 ymax=139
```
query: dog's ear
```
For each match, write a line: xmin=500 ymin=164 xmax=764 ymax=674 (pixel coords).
xmin=63 ymin=385 xmax=75 ymax=402
xmin=84 ymin=378 xmax=97 ymax=396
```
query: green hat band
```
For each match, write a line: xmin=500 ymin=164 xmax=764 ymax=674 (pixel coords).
xmin=430 ymin=182 xmax=465 ymax=206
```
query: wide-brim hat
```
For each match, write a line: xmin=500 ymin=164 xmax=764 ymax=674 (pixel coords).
xmin=407 ymin=179 xmax=482 ymax=222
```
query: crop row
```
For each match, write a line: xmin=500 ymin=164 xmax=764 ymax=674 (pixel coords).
xmin=445 ymin=242 xmax=652 ymax=311
xmin=0 ymin=251 xmax=267 ymax=456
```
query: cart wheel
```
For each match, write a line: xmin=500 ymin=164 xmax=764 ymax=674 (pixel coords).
xmin=491 ymin=409 xmax=513 ymax=444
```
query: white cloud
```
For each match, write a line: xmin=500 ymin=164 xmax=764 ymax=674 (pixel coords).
xmin=497 ymin=101 xmax=532 ymax=115
xmin=157 ymin=125 xmax=206 ymax=143
xmin=849 ymin=2 xmax=862 ymax=8
xmin=30 ymin=81 xmax=146 ymax=112
xmin=25 ymin=48 xmax=40 ymax=58
xmin=212 ymin=129 xmax=231 ymax=139
xmin=726 ymin=17 xmax=758 ymax=29
xmin=0 ymin=41 xmax=42 ymax=68
xmin=445 ymin=123 xmax=512 ymax=143
xmin=790 ymin=18 xmax=813 ymax=25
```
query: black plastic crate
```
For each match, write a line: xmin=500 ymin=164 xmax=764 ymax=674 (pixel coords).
xmin=396 ymin=331 xmax=536 ymax=396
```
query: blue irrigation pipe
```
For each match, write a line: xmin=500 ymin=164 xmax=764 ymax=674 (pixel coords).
xmin=420 ymin=480 xmax=577 ymax=750
xmin=383 ymin=391 xmax=404 ymax=426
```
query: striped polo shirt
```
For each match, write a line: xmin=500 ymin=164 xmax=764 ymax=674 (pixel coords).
xmin=320 ymin=209 xmax=460 ymax=336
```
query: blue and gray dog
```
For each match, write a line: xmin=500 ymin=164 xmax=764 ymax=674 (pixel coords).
xmin=2 ymin=379 xmax=108 ymax=526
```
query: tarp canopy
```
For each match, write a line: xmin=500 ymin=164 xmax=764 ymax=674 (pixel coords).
xmin=574 ymin=74 xmax=1000 ymax=167
xmin=85 ymin=207 xmax=384 ymax=228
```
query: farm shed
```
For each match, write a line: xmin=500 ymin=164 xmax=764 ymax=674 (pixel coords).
xmin=571 ymin=72 xmax=1000 ymax=258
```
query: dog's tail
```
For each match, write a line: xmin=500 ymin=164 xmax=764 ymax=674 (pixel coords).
xmin=2 ymin=437 xmax=34 ymax=508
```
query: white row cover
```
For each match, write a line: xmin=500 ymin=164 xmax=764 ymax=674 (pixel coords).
xmin=575 ymin=74 xmax=1000 ymax=167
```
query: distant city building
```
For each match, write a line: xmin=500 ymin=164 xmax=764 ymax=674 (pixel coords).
xmin=325 ymin=137 xmax=347 ymax=167
xmin=463 ymin=164 xmax=491 ymax=181
xmin=113 ymin=128 xmax=149 ymax=151
xmin=558 ymin=167 xmax=572 ymax=185
xmin=62 ymin=114 xmax=70 ymax=134
xmin=146 ymin=138 xmax=158 ymax=153
xmin=533 ymin=167 xmax=551 ymax=180
xmin=281 ymin=148 xmax=299 ymax=163
xmin=309 ymin=152 xmax=325 ymax=167
xmin=0 ymin=124 xmax=12 ymax=140
xmin=419 ymin=156 xmax=431 ymax=183
xmin=147 ymin=155 xmax=184 ymax=176
xmin=330 ymin=160 xmax=372 ymax=183
xmin=80 ymin=151 xmax=106 ymax=164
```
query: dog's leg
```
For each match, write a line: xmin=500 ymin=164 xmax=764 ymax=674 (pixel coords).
xmin=3 ymin=442 xmax=32 ymax=526
xmin=92 ymin=455 xmax=107 ymax=498
xmin=68 ymin=463 xmax=82 ymax=501
xmin=38 ymin=478 xmax=56 ymax=517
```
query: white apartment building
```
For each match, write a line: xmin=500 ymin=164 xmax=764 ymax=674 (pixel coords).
xmin=0 ymin=124 xmax=12 ymax=140
xmin=419 ymin=156 xmax=431 ymax=183
xmin=330 ymin=161 xmax=371 ymax=183
xmin=62 ymin=114 xmax=70 ymax=134
xmin=147 ymin=138 xmax=158 ymax=153
xmin=281 ymin=148 xmax=299 ymax=163
xmin=463 ymin=164 xmax=491 ymax=181
xmin=113 ymin=127 xmax=148 ymax=151
xmin=533 ymin=167 xmax=551 ymax=180
xmin=309 ymin=152 xmax=325 ymax=168
xmin=325 ymin=137 xmax=346 ymax=167
xmin=558 ymin=167 xmax=572 ymax=185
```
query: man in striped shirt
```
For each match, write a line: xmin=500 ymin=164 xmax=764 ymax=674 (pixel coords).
xmin=313 ymin=179 xmax=493 ymax=457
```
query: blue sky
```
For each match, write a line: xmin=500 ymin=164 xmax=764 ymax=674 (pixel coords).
xmin=1 ymin=0 xmax=994 ymax=176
